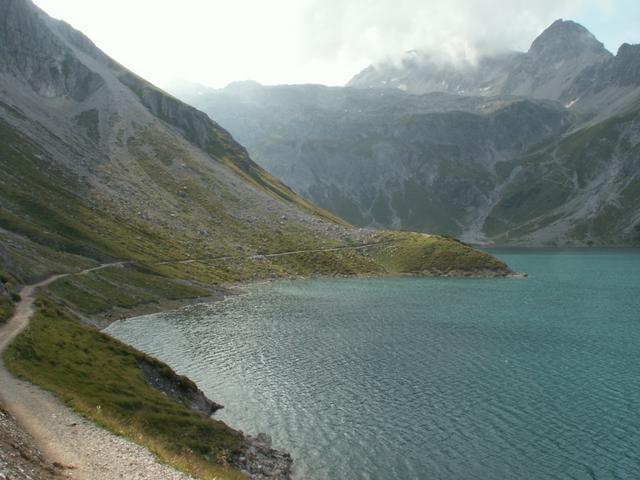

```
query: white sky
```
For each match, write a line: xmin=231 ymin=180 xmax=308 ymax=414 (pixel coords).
xmin=33 ymin=0 xmax=640 ymax=89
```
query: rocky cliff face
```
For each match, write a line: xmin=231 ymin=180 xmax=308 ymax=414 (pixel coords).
xmin=484 ymin=104 xmax=640 ymax=245
xmin=612 ymin=43 xmax=640 ymax=86
xmin=0 ymin=0 xmax=104 ymax=101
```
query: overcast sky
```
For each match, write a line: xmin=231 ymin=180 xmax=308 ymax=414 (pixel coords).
xmin=33 ymin=0 xmax=640 ymax=89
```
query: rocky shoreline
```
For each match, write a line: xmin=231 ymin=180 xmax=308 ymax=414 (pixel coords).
xmin=417 ymin=267 xmax=517 ymax=278
xmin=233 ymin=433 xmax=293 ymax=480
xmin=101 ymin=267 xmax=518 ymax=479
xmin=135 ymin=357 xmax=295 ymax=479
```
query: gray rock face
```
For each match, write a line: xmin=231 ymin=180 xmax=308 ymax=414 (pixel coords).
xmin=137 ymin=359 xmax=223 ymax=415
xmin=607 ymin=43 xmax=640 ymax=87
xmin=117 ymin=71 xmax=247 ymax=160
xmin=232 ymin=433 xmax=293 ymax=480
xmin=137 ymin=357 xmax=295 ymax=479
xmin=0 ymin=0 xmax=104 ymax=101
xmin=483 ymin=107 xmax=640 ymax=246
xmin=527 ymin=19 xmax=607 ymax=60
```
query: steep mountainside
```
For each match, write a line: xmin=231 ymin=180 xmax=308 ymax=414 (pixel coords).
xmin=177 ymin=20 xmax=640 ymax=246
xmin=485 ymin=100 xmax=640 ymax=245
xmin=0 ymin=1 xmax=509 ymax=479
xmin=0 ymin=0 xmax=503 ymax=279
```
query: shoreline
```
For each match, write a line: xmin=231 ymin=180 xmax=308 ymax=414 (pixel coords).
xmin=96 ymin=282 xmax=296 ymax=479
xmin=98 ymin=266 xmax=519 ymax=330
xmin=96 ymin=265 xmax=521 ymax=478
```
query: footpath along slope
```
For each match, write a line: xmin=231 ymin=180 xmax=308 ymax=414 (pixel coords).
xmin=0 ymin=263 xmax=193 ymax=480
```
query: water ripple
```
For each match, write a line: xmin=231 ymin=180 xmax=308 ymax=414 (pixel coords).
xmin=107 ymin=250 xmax=640 ymax=480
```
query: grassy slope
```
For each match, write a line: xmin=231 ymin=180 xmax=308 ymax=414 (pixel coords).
xmin=0 ymin=111 xmax=507 ymax=282
xmin=372 ymin=232 xmax=508 ymax=274
xmin=0 ymin=295 xmax=12 ymax=324
xmin=3 ymin=300 xmax=245 ymax=480
xmin=0 ymin=228 xmax=98 ymax=324
xmin=0 ymin=269 xmax=17 ymax=324
xmin=47 ymin=265 xmax=212 ymax=317
xmin=0 ymin=268 xmax=18 ymax=325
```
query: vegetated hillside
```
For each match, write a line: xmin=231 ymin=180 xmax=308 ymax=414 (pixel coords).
xmin=0 ymin=2 xmax=508 ymax=479
xmin=176 ymin=20 xmax=640 ymax=246
xmin=485 ymin=102 xmax=640 ymax=245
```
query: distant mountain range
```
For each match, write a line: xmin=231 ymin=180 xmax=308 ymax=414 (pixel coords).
xmin=173 ymin=20 xmax=640 ymax=246
xmin=350 ymin=20 xmax=613 ymax=107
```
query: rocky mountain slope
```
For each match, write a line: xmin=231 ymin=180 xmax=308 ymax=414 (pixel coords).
xmin=0 ymin=0 xmax=502 ymax=277
xmin=176 ymin=20 xmax=640 ymax=246
xmin=177 ymin=82 xmax=575 ymax=241
xmin=0 ymin=1 xmax=508 ymax=479
xmin=484 ymin=99 xmax=640 ymax=245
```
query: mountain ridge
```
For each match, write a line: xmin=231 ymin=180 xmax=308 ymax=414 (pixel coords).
xmin=176 ymin=19 xmax=640 ymax=246
xmin=347 ymin=19 xmax=629 ymax=112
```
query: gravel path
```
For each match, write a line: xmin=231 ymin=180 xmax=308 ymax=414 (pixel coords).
xmin=156 ymin=240 xmax=394 ymax=265
xmin=0 ymin=403 xmax=62 ymax=479
xmin=0 ymin=264 xmax=194 ymax=480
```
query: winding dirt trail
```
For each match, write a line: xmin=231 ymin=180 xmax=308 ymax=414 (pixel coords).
xmin=0 ymin=263 xmax=193 ymax=479
xmin=156 ymin=240 xmax=393 ymax=265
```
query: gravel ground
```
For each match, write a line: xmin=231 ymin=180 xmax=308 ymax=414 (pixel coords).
xmin=0 ymin=403 xmax=63 ymax=480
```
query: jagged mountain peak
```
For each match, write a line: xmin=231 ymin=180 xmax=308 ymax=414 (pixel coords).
xmin=537 ymin=18 xmax=591 ymax=37
xmin=611 ymin=42 xmax=640 ymax=86
xmin=616 ymin=42 xmax=640 ymax=60
xmin=347 ymin=17 xmax=628 ymax=105
xmin=528 ymin=18 xmax=610 ymax=59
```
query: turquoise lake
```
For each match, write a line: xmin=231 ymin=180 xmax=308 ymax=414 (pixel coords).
xmin=106 ymin=250 xmax=640 ymax=479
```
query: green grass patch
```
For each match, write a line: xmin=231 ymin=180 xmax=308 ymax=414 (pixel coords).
xmin=0 ymin=268 xmax=18 ymax=324
xmin=47 ymin=266 xmax=211 ymax=316
xmin=372 ymin=232 xmax=509 ymax=274
xmin=0 ymin=294 xmax=13 ymax=324
xmin=3 ymin=301 xmax=246 ymax=480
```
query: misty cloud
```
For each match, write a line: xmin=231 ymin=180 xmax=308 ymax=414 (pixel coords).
xmin=33 ymin=0 xmax=626 ymax=88
xmin=299 ymin=0 xmax=611 ymax=69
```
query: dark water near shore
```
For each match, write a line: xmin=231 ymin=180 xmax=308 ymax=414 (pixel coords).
xmin=107 ymin=250 xmax=640 ymax=480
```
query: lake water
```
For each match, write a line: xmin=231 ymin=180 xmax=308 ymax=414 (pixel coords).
xmin=107 ymin=250 xmax=640 ymax=480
